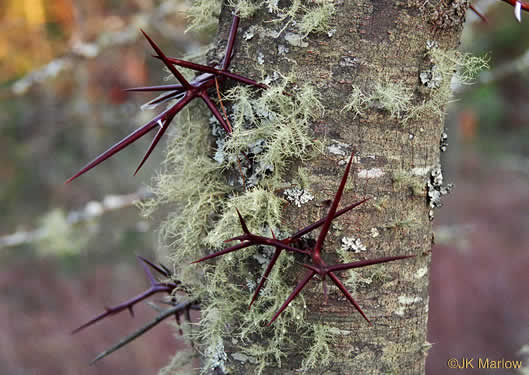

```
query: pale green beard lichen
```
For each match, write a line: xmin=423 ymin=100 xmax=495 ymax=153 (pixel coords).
xmin=371 ymin=81 xmax=413 ymax=119
xmin=341 ymin=85 xmax=368 ymax=119
xmin=220 ymin=73 xmax=324 ymax=187
xmin=227 ymin=0 xmax=261 ymax=18
xmin=226 ymin=0 xmax=335 ymax=39
xmin=297 ymin=1 xmax=335 ymax=37
xmin=186 ymin=0 xmax=222 ymax=32
xmin=159 ymin=350 xmax=197 ymax=375
xmin=405 ymin=43 xmax=489 ymax=122
xmin=204 ymin=187 xmax=284 ymax=247
xmin=342 ymin=44 xmax=488 ymax=124
xmin=341 ymin=81 xmax=412 ymax=120
xmin=300 ymin=324 xmax=338 ymax=370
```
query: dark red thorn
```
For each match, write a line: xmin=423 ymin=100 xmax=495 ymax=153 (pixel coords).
xmin=68 ymin=16 xmax=268 ymax=181
xmin=88 ymin=300 xmax=199 ymax=365
xmin=158 ymin=55 xmax=292 ymax=97
xmin=222 ymin=15 xmax=240 ymax=70
xmin=250 ymin=199 xmax=369 ymax=308
xmin=249 ymin=247 xmax=282 ymax=309
xmin=257 ymin=236 xmax=310 ymax=255
xmin=66 ymin=91 xmax=191 ymax=183
xmin=301 ymin=263 xmax=321 ymax=274
xmin=469 ymin=4 xmax=489 ymax=23
xmin=163 ymin=56 xmax=268 ymax=90
xmin=291 ymin=198 xmax=370 ymax=241
xmin=65 ymin=112 xmax=163 ymax=183
xmin=223 ymin=234 xmax=246 ymax=243
xmin=199 ymin=92 xmax=232 ymax=133
xmin=72 ymin=285 xmax=173 ymax=334
xmin=72 ymin=257 xmax=176 ymax=334
xmin=267 ymin=269 xmax=316 ymax=326
xmin=133 ymin=111 xmax=176 ymax=176
xmin=313 ymin=154 xmax=355 ymax=256
xmin=327 ymin=255 xmax=414 ymax=273
xmin=327 ymin=271 xmax=371 ymax=325
xmin=145 ymin=91 xmax=187 ymax=109
xmin=136 ymin=255 xmax=172 ymax=278
xmin=124 ymin=83 xmax=185 ymax=92
xmin=140 ymin=29 xmax=191 ymax=89
xmin=159 ymin=264 xmax=172 ymax=277
xmin=191 ymin=241 xmax=253 ymax=264
xmin=138 ymin=256 xmax=157 ymax=285
xmin=501 ymin=0 xmax=529 ymax=12
xmin=235 ymin=208 xmax=250 ymax=234
xmin=193 ymin=232 xmax=309 ymax=265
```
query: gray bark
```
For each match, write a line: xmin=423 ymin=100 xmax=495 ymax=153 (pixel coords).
xmin=203 ymin=1 xmax=465 ymax=373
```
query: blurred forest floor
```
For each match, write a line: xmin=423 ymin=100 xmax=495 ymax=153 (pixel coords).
xmin=1 ymin=1 xmax=528 ymax=374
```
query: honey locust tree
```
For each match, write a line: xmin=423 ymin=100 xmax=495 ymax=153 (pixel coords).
xmin=108 ymin=1 xmax=481 ymax=374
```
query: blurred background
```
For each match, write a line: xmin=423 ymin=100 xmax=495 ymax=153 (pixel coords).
xmin=0 ymin=0 xmax=527 ymax=374
xmin=427 ymin=1 xmax=529 ymax=374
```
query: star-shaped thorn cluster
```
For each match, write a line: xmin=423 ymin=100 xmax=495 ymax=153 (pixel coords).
xmin=72 ymin=256 xmax=199 ymax=363
xmin=66 ymin=15 xmax=268 ymax=183
xmin=193 ymin=154 xmax=414 ymax=325
xmin=72 ymin=256 xmax=181 ymax=334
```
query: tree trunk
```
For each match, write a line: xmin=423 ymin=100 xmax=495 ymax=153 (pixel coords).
xmin=177 ymin=1 xmax=466 ymax=374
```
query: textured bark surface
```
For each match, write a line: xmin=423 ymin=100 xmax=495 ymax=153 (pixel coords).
xmin=207 ymin=1 xmax=465 ymax=373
